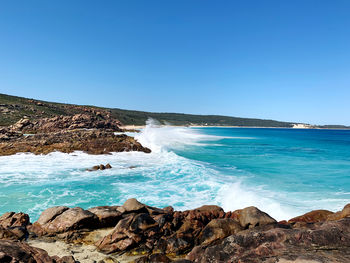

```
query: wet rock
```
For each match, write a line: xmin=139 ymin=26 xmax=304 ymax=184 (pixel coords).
xmin=198 ymin=218 xmax=243 ymax=246
xmin=238 ymin=206 xmax=277 ymax=228
xmin=288 ymin=209 xmax=334 ymax=224
xmin=86 ymin=164 xmax=113 ymax=172
xmin=88 ymin=206 xmax=122 ymax=227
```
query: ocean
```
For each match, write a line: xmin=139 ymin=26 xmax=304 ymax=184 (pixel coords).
xmin=1 ymin=121 xmax=349 ymax=221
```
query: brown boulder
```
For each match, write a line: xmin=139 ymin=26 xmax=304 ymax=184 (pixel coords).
xmin=238 ymin=206 xmax=276 ymax=228
xmin=198 ymin=218 xmax=243 ymax=246
xmin=96 ymin=212 xmax=160 ymax=253
xmin=0 ymin=212 xmax=30 ymax=241
xmin=96 ymin=214 xmax=137 ymax=253
xmin=187 ymin=218 xmax=350 ymax=263
xmin=0 ymin=226 xmax=27 ymax=241
xmin=88 ymin=206 xmax=122 ymax=227
xmin=185 ymin=205 xmax=224 ymax=224
xmin=327 ymin=203 xmax=350 ymax=221
xmin=32 ymin=207 xmax=98 ymax=235
xmin=130 ymin=213 xmax=158 ymax=232
xmin=10 ymin=118 xmax=32 ymax=131
xmin=288 ymin=209 xmax=334 ymax=224
xmin=0 ymin=212 xmax=29 ymax=228
xmin=36 ymin=206 xmax=69 ymax=226
xmin=0 ymin=129 xmax=151 ymax=156
xmin=122 ymin=198 xmax=146 ymax=212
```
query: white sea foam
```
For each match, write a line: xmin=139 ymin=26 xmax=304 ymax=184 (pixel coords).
xmin=134 ymin=118 xmax=229 ymax=152
xmin=0 ymin=121 xmax=342 ymax=221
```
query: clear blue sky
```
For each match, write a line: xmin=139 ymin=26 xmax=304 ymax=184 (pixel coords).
xmin=1 ymin=0 xmax=349 ymax=125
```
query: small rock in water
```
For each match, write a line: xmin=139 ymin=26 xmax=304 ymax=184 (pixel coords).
xmin=86 ymin=164 xmax=112 ymax=172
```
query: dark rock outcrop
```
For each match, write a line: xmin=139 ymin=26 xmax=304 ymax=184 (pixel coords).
xmin=7 ymin=200 xmax=350 ymax=262
xmin=86 ymin=163 xmax=113 ymax=172
xmin=0 ymin=212 xmax=30 ymax=241
xmin=288 ymin=209 xmax=334 ymax=224
xmin=238 ymin=206 xmax=277 ymax=228
xmin=187 ymin=218 xmax=350 ymax=263
xmin=0 ymin=212 xmax=29 ymax=228
xmin=327 ymin=203 xmax=350 ymax=221
xmin=87 ymin=206 xmax=122 ymax=227
xmin=10 ymin=114 xmax=122 ymax=133
xmin=198 ymin=218 xmax=242 ymax=246
xmin=0 ymin=113 xmax=151 ymax=156
xmin=0 ymin=130 xmax=151 ymax=156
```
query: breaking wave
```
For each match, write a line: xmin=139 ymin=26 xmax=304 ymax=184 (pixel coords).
xmin=1 ymin=120 xmax=345 ymax=221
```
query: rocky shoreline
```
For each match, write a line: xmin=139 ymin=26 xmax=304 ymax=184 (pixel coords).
xmin=0 ymin=199 xmax=349 ymax=263
xmin=0 ymin=113 xmax=150 ymax=156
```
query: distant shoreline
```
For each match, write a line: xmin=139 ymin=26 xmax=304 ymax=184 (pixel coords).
xmin=121 ymin=125 xmax=350 ymax=130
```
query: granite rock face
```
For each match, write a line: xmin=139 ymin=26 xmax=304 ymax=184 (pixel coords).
xmin=10 ymin=113 xmax=121 ymax=133
xmin=187 ymin=218 xmax=350 ymax=263
xmin=0 ymin=212 xmax=30 ymax=241
xmin=0 ymin=114 xmax=151 ymax=156
xmin=30 ymin=207 xmax=99 ymax=236
xmin=0 ymin=130 xmax=150 ymax=156
xmin=238 ymin=206 xmax=277 ymax=228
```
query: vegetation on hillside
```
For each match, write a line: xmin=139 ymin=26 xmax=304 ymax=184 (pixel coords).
xmin=2 ymin=93 xmax=345 ymax=128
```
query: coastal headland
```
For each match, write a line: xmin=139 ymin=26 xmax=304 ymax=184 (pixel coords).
xmin=0 ymin=94 xmax=349 ymax=262
xmin=1 ymin=199 xmax=349 ymax=262
xmin=1 ymin=93 xmax=349 ymax=129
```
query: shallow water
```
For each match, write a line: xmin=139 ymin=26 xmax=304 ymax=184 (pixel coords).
xmin=0 ymin=122 xmax=349 ymax=221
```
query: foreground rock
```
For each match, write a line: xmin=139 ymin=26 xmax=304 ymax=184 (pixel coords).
xmin=0 ymin=212 xmax=30 ymax=241
xmin=187 ymin=218 xmax=350 ymax=263
xmin=0 ymin=240 xmax=77 ymax=262
xmin=1 ymin=200 xmax=350 ymax=262
xmin=30 ymin=207 xmax=99 ymax=237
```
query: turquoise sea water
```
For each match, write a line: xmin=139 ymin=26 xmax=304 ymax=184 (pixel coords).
xmin=0 ymin=124 xmax=349 ymax=221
